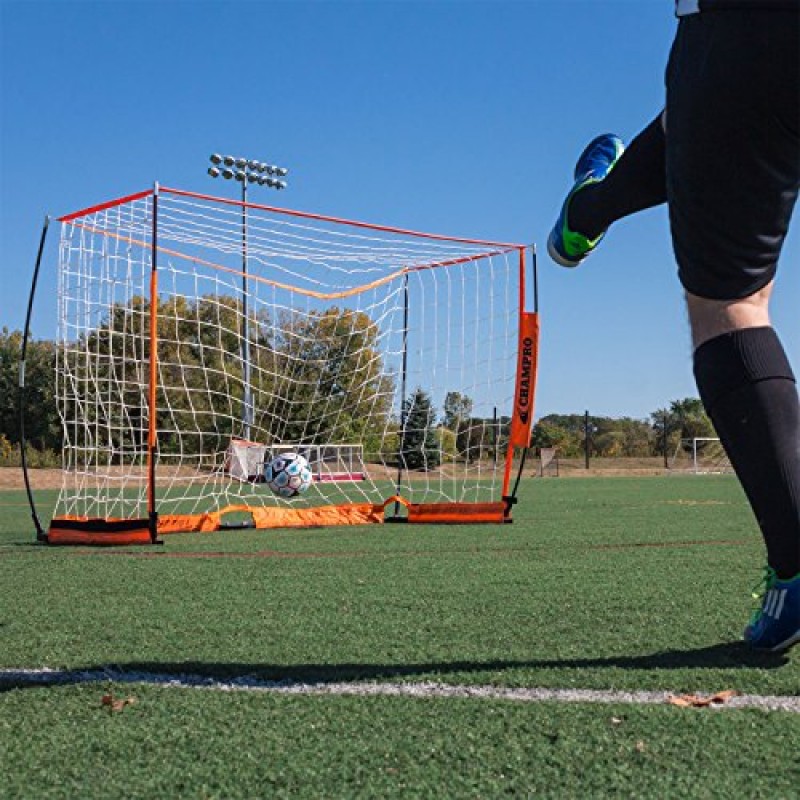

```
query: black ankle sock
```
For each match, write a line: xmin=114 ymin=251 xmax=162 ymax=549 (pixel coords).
xmin=569 ymin=114 xmax=667 ymax=240
xmin=694 ymin=327 xmax=800 ymax=579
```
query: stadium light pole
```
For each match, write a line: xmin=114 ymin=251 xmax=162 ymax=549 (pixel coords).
xmin=207 ymin=154 xmax=289 ymax=441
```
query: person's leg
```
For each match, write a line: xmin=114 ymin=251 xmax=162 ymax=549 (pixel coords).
xmin=569 ymin=114 xmax=666 ymax=241
xmin=689 ymin=290 xmax=800 ymax=651
xmin=667 ymin=10 xmax=800 ymax=650
xmin=547 ymin=115 xmax=667 ymax=268
xmin=688 ymin=285 xmax=800 ymax=583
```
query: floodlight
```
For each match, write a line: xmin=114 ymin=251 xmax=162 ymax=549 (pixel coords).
xmin=207 ymin=152 xmax=289 ymax=193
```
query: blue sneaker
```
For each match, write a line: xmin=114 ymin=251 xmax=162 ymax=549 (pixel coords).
xmin=547 ymin=133 xmax=625 ymax=268
xmin=743 ymin=567 xmax=800 ymax=652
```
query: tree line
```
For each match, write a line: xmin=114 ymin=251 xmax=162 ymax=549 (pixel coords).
xmin=530 ymin=398 xmax=716 ymax=459
xmin=1 ymin=320 xmax=716 ymax=470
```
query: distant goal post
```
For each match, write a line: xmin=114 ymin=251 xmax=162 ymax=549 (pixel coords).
xmin=670 ymin=437 xmax=733 ymax=475
xmin=26 ymin=185 xmax=540 ymax=544
xmin=226 ymin=441 xmax=368 ymax=483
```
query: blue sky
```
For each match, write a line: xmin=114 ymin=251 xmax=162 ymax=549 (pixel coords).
xmin=1 ymin=0 xmax=797 ymax=421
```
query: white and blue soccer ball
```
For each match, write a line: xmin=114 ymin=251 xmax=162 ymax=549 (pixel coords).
xmin=265 ymin=452 xmax=313 ymax=498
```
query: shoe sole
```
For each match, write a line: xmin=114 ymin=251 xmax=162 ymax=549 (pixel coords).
xmin=547 ymin=233 xmax=583 ymax=268
xmin=747 ymin=628 xmax=800 ymax=653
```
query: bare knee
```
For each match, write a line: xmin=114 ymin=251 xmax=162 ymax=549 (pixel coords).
xmin=686 ymin=282 xmax=774 ymax=350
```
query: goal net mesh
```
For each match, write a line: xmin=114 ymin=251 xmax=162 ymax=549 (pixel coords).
xmin=50 ymin=187 xmax=532 ymax=537
xmin=670 ymin=438 xmax=733 ymax=474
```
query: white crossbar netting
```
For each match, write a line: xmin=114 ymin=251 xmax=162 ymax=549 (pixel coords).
xmin=53 ymin=188 xmax=523 ymax=525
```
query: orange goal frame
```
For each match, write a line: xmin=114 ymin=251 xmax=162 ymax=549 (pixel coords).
xmin=27 ymin=186 xmax=539 ymax=545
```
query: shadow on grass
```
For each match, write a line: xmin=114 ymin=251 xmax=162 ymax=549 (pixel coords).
xmin=124 ymin=642 xmax=793 ymax=679
xmin=1 ymin=642 xmax=792 ymax=692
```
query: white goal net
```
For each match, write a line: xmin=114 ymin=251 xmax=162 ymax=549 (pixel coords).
xmin=670 ymin=437 xmax=733 ymax=475
xmin=47 ymin=186 xmax=537 ymax=542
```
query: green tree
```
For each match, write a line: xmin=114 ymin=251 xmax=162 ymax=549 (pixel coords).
xmin=84 ymin=294 xmax=249 ymax=458
xmin=0 ymin=328 xmax=24 ymax=443
xmin=592 ymin=416 xmax=654 ymax=457
xmin=530 ymin=416 xmax=583 ymax=457
xmin=270 ymin=306 xmax=394 ymax=445
xmin=532 ymin=413 xmax=656 ymax=459
xmin=438 ymin=425 xmax=457 ymax=462
xmin=442 ymin=391 xmax=473 ymax=431
xmin=651 ymin=397 xmax=714 ymax=457
xmin=83 ymin=298 xmax=395 ymax=458
xmin=0 ymin=328 xmax=59 ymax=451
xmin=455 ymin=417 xmax=499 ymax=463
xmin=593 ymin=429 xmax=627 ymax=457
xmin=400 ymin=387 xmax=441 ymax=471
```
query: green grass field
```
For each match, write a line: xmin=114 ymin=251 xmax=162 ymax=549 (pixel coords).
xmin=1 ymin=475 xmax=798 ymax=798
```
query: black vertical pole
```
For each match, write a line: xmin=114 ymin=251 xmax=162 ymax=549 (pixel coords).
xmin=393 ymin=274 xmax=409 ymax=518
xmin=584 ymin=409 xmax=591 ymax=470
xmin=147 ymin=184 xmax=160 ymax=543
xmin=493 ymin=406 xmax=498 ymax=468
xmin=663 ymin=410 xmax=669 ymax=469
xmin=241 ymin=180 xmax=252 ymax=441
xmin=19 ymin=216 xmax=50 ymax=542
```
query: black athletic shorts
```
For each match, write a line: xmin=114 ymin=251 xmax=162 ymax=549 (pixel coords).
xmin=665 ymin=9 xmax=800 ymax=300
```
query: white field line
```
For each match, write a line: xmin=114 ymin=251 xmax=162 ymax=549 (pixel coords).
xmin=1 ymin=668 xmax=798 ymax=713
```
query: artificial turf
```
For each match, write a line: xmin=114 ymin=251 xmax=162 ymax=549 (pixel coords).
xmin=1 ymin=475 xmax=797 ymax=797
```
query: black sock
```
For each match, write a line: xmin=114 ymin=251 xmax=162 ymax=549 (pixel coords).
xmin=693 ymin=327 xmax=800 ymax=579
xmin=569 ymin=114 xmax=667 ymax=240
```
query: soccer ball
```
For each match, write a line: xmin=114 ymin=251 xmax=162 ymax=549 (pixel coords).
xmin=265 ymin=452 xmax=313 ymax=498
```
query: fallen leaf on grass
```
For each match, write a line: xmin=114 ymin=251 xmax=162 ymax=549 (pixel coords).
xmin=100 ymin=693 xmax=136 ymax=712
xmin=667 ymin=690 xmax=739 ymax=708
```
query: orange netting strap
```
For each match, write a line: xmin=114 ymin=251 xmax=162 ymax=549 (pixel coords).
xmin=158 ymin=503 xmax=386 ymax=534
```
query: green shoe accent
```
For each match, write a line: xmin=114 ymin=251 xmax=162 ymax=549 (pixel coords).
xmin=548 ymin=133 xmax=626 ymax=268
xmin=558 ymin=180 xmax=604 ymax=259
xmin=748 ymin=566 xmax=778 ymax=628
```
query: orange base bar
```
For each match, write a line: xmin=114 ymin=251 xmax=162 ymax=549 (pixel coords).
xmin=47 ymin=498 xmax=511 ymax=544
xmin=406 ymin=501 xmax=507 ymax=524
xmin=48 ymin=517 xmax=153 ymax=546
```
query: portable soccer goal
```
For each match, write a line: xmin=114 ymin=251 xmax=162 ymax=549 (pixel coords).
xmin=535 ymin=447 xmax=559 ymax=478
xmin=22 ymin=185 xmax=539 ymax=544
xmin=670 ymin=437 xmax=733 ymax=475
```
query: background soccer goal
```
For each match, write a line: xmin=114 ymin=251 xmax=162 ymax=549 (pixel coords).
xmin=25 ymin=186 xmax=539 ymax=543
xmin=670 ymin=437 xmax=733 ymax=475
